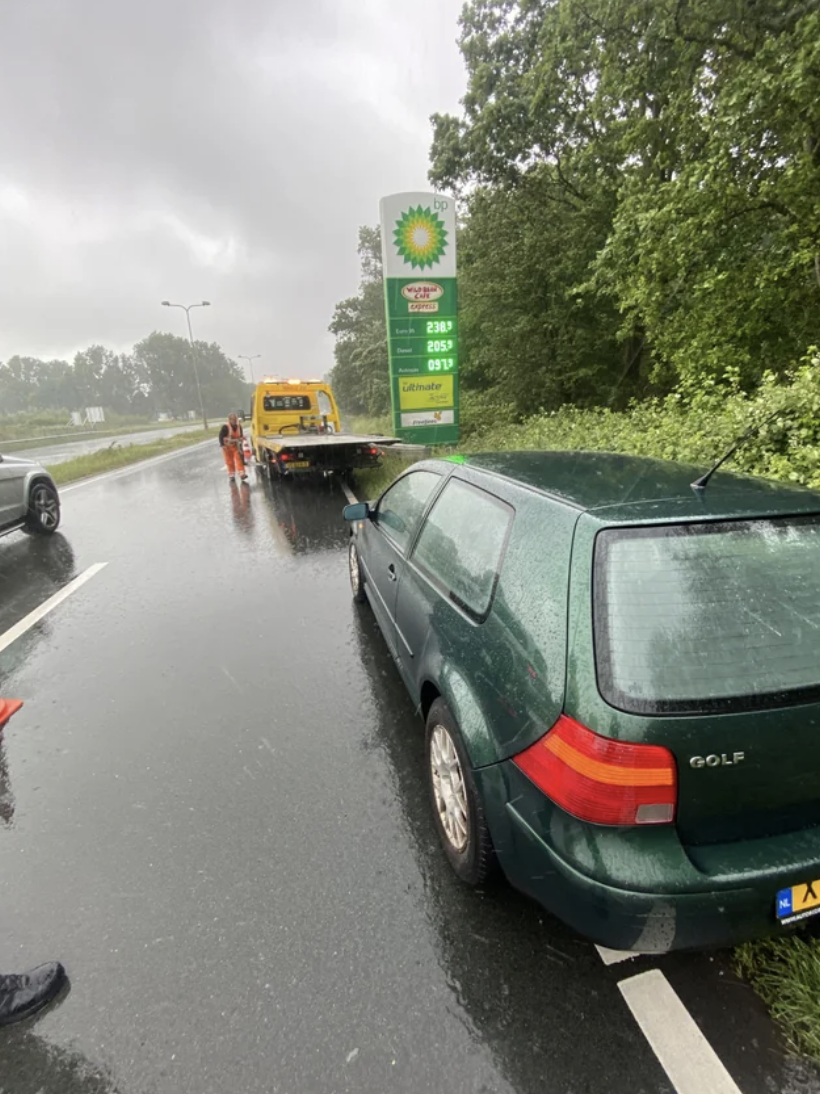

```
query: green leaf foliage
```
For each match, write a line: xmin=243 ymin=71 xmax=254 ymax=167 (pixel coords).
xmin=0 ymin=335 xmax=250 ymax=419
xmin=466 ymin=349 xmax=820 ymax=489
xmin=327 ymin=226 xmax=390 ymax=419
xmin=428 ymin=0 xmax=820 ymax=401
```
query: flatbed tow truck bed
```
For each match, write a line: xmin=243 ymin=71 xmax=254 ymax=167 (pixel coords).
xmin=253 ymin=432 xmax=400 ymax=480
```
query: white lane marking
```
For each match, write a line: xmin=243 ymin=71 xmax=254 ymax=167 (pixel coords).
xmin=341 ymin=481 xmax=358 ymax=504
xmin=60 ymin=440 xmax=212 ymax=493
xmin=595 ymin=945 xmax=640 ymax=966
xmin=0 ymin=563 xmax=108 ymax=655
xmin=619 ymin=970 xmax=743 ymax=1094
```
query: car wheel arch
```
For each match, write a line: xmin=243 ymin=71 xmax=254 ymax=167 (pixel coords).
xmin=25 ymin=473 xmax=57 ymax=504
xmin=420 ymin=680 xmax=440 ymax=722
xmin=419 ymin=668 xmax=500 ymax=769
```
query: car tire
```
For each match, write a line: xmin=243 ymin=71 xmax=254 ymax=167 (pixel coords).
xmin=425 ymin=698 xmax=496 ymax=886
xmin=24 ymin=482 xmax=60 ymax=536
xmin=348 ymin=539 xmax=366 ymax=603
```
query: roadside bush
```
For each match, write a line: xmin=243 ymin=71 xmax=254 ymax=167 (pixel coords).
xmin=466 ymin=350 xmax=820 ymax=488
xmin=353 ymin=350 xmax=820 ymax=501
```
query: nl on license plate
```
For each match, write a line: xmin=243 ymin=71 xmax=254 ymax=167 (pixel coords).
xmin=288 ymin=461 xmax=310 ymax=469
xmin=776 ymin=880 xmax=820 ymax=924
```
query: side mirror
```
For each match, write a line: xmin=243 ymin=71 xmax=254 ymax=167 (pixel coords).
xmin=343 ymin=502 xmax=370 ymax=522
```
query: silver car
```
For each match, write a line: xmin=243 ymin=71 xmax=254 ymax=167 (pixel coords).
xmin=0 ymin=454 xmax=61 ymax=538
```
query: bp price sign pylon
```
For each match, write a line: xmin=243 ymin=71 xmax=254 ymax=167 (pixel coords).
xmin=379 ymin=192 xmax=459 ymax=445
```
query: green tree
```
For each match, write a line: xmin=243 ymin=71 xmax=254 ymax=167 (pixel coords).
xmin=328 ymin=226 xmax=390 ymax=417
xmin=1 ymin=336 xmax=249 ymax=422
xmin=0 ymin=357 xmax=45 ymax=413
xmin=588 ymin=0 xmax=820 ymax=387
xmin=132 ymin=332 xmax=248 ymax=418
xmin=430 ymin=0 xmax=820 ymax=400
xmin=457 ymin=174 xmax=629 ymax=419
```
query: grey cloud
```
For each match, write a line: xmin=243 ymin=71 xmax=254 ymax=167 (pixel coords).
xmin=0 ymin=0 xmax=464 ymax=375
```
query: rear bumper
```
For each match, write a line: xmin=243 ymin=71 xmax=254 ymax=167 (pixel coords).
xmin=266 ymin=455 xmax=380 ymax=474
xmin=503 ymin=804 xmax=764 ymax=952
xmin=475 ymin=762 xmax=816 ymax=952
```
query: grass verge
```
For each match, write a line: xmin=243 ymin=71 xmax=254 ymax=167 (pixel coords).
xmin=735 ymin=935 xmax=820 ymax=1061
xmin=48 ymin=428 xmax=218 ymax=485
xmin=353 ymin=452 xmax=419 ymax=499
xmin=346 ymin=413 xmax=393 ymax=436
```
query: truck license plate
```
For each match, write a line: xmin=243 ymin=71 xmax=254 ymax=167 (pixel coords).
xmin=288 ymin=461 xmax=310 ymax=469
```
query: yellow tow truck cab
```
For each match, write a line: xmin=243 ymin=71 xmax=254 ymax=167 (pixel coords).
xmin=250 ymin=379 xmax=341 ymax=442
xmin=250 ymin=378 xmax=398 ymax=481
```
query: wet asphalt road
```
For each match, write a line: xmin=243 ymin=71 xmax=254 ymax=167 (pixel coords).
xmin=0 ymin=443 xmax=817 ymax=1094
xmin=8 ymin=424 xmax=201 ymax=467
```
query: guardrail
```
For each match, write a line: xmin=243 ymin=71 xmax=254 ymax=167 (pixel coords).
xmin=380 ymin=442 xmax=431 ymax=457
xmin=0 ymin=429 xmax=111 ymax=448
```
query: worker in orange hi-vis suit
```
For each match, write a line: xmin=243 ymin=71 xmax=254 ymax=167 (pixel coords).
xmin=219 ymin=413 xmax=248 ymax=481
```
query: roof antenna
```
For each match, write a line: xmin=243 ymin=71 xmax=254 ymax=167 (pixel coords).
xmin=691 ymin=406 xmax=789 ymax=493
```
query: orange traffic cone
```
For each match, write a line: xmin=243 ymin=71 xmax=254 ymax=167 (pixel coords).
xmin=0 ymin=699 xmax=23 ymax=731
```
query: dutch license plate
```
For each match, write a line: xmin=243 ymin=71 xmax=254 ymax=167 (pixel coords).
xmin=776 ymin=880 xmax=820 ymax=924
xmin=288 ymin=461 xmax=310 ymax=469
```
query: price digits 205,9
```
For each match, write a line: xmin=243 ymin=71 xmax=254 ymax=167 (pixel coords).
xmin=427 ymin=358 xmax=455 ymax=372
xmin=426 ymin=320 xmax=454 ymax=334
xmin=427 ymin=339 xmax=454 ymax=352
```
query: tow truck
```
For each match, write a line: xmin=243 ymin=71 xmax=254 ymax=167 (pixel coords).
xmin=250 ymin=378 xmax=398 ymax=482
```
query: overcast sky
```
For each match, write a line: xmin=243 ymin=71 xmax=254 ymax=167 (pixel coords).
xmin=0 ymin=0 xmax=466 ymax=380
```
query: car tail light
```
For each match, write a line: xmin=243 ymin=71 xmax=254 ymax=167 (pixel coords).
xmin=513 ymin=715 xmax=677 ymax=826
xmin=280 ymin=453 xmax=290 ymax=462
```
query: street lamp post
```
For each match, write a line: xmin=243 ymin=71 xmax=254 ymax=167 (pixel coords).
xmin=238 ymin=354 xmax=261 ymax=385
xmin=161 ymin=300 xmax=211 ymax=429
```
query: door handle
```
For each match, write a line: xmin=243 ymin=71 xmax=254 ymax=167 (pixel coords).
xmin=387 ymin=563 xmax=397 ymax=582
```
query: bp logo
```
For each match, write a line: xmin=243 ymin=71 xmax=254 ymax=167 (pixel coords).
xmin=393 ymin=205 xmax=448 ymax=269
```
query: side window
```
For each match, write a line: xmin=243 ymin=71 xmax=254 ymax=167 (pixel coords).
xmin=412 ymin=478 xmax=513 ymax=619
xmin=375 ymin=470 xmax=442 ymax=554
xmin=316 ymin=391 xmax=332 ymax=416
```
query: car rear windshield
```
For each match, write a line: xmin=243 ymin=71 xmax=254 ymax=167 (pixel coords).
xmin=594 ymin=517 xmax=820 ymax=714
xmin=263 ymin=395 xmax=311 ymax=411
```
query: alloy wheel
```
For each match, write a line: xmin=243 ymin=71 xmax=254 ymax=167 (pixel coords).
xmin=430 ymin=724 xmax=469 ymax=851
xmin=31 ymin=486 xmax=59 ymax=530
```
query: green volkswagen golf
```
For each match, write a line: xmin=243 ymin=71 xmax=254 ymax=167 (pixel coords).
xmin=344 ymin=451 xmax=820 ymax=951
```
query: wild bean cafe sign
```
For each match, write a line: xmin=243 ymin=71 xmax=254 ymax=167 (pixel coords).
xmin=379 ymin=192 xmax=459 ymax=444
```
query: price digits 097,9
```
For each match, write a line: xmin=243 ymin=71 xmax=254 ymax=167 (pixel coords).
xmin=427 ymin=358 xmax=455 ymax=372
